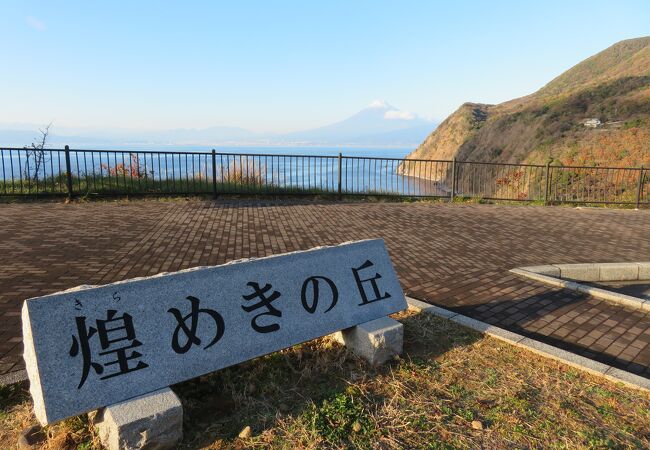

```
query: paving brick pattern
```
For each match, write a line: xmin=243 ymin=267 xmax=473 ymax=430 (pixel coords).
xmin=1 ymin=200 xmax=650 ymax=380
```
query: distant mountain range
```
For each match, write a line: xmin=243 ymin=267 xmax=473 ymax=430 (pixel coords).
xmin=401 ymin=36 xmax=650 ymax=176
xmin=0 ymin=101 xmax=437 ymax=148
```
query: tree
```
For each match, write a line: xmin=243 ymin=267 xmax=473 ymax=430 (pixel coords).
xmin=24 ymin=122 xmax=52 ymax=182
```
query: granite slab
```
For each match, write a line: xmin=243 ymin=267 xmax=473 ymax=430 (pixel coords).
xmin=23 ymin=239 xmax=407 ymax=424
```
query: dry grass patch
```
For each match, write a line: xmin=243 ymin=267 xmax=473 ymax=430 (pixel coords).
xmin=1 ymin=310 xmax=649 ymax=449
xmin=0 ymin=382 xmax=99 ymax=449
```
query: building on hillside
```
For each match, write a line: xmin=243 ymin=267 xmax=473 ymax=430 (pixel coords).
xmin=582 ymin=118 xmax=602 ymax=128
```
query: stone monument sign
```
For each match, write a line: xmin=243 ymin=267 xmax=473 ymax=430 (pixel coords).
xmin=22 ymin=239 xmax=407 ymax=424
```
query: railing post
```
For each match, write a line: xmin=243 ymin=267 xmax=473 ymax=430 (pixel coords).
xmin=636 ymin=166 xmax=644 ymax=209
xmin=64 ymin=145 xmax=73 ymax=200
xmin=450 ymin=157 xmax=456 ymax=202
xmin=211 ymin=149 xmax=218 ymax=199
xmin=544 ymin=162 xmax=551 ymax=206
xmin=337 ymin=152 xmax=342 ymax=200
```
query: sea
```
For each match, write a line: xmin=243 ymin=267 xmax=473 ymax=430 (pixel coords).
xmin=0 ymin=145 xmax=447 ymax=196
xmin=67 ymin=144 xmax=413 ymax=158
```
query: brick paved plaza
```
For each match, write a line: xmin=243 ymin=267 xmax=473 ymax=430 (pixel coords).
xmin=1 ymin=199 xmax=649 ymax=382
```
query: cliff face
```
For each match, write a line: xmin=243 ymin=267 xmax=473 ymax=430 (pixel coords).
xmin=408 ymin=103 xmax=490 ymax=162
xmin=398 ymin=103 xmax=489 ymax=180
xmin=401 ymin=37 xmax=650 ymax=177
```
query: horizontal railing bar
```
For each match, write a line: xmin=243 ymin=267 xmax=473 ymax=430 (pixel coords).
xmin=549 ymin=164 xmax=644 ymax=171
xmin=0 ymin=147 xmax=213 ymax=156
xmin=69 ymin=148 xmax=212 ymax=156
xmin=215 ymin=151 xmax=338 ymax=159
xmin=341 ymin=155 xmax=450 ymax=163
xmin=36 ymin=150 xmax=450 ymax=163
xmin=2 ymin=192 xmax=646 ymax=204
xmin=476 ymin=196 xmax=641 ymax=205
xmin=457 ymin=160 xmax=546 ymax=168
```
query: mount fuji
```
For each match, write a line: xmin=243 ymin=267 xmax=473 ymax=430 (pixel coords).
xmin=278 ymin=101 xmax=436 ymax=146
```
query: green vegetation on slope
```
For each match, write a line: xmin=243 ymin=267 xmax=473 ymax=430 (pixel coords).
xmin=458 ymin=75 xmax=650 ymax=165
xmin=402 ymin=37 xmax=650 ymax=174
xmin=537 ymin=37 xmax=650 ymax=97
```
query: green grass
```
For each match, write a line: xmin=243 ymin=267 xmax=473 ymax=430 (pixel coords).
xmin=0 ymin=173 xmax=359 ymax=196
xmin=0 ymin=174 xmax=449 ymax=204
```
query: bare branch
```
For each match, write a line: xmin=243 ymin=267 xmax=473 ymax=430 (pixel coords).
xmin=24 ymin=122 xmax=53 ymax=182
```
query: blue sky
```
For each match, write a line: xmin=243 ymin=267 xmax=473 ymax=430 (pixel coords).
xmin=1 ymin=0 xmax=649 ymax=133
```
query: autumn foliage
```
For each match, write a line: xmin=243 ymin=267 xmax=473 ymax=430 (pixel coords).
xmin=100 ymin=153 xmax=146 ymax=178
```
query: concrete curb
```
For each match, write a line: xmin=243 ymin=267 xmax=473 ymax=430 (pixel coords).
xmin=517 ymin=262 xmax=650 ymax=283
xmin=406 ymin=297 xmax=650 ymax=392
xmin=510 ymin=267 xmax=650 ymax=311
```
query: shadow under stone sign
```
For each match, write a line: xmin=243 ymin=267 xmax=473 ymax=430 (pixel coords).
xmin=22 ymin=239 xmax=407 ymax=425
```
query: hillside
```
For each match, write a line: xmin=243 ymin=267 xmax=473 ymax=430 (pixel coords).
xmin=401 ymin=37 xmax=650 ymax=179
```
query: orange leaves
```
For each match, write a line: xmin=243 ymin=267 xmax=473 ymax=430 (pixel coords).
xmin=100 ymin=154 xmax=146 ymax=178
xmin=495 ymin=170 xmax=528 ymax=199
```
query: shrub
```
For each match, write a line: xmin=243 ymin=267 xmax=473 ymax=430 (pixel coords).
xmin=219 ymin=157 xmax=266 ymax=185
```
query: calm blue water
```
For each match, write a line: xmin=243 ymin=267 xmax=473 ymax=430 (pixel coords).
xmin=75 ymin=145 xmax=412 ymax=159
xmin=0 ymin=145 xmax=448 ymax=196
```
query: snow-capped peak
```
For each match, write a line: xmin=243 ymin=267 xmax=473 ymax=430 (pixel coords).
xmin=368 ymin=99 xmax=391 ymax=109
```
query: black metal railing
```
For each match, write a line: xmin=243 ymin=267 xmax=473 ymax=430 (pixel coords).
xmin=0 ymin=146 xmax=647 ymax=206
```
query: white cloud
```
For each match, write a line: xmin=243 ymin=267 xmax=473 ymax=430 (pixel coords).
xmin=384 ymin=110 xmax=415 ymax=120
xmin=26 ymin=16 xmax=46 ymax=31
